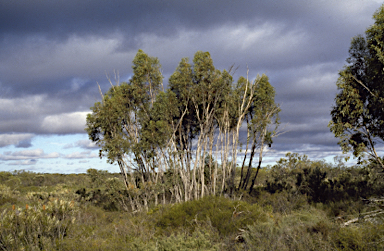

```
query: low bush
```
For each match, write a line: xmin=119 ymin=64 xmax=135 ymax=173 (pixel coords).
xmin=0 ymin=199 xmax=77 ymax=250
xmin=242 ymin=207 xmax=334 ymax=250
xmin=155 ymin=195 xmax=270 ymax=237
xmin=0 ymin=185 xmax=19 ymax=207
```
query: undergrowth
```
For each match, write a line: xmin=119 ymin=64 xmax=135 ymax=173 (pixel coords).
xmin=0 ymin=167 xmax=383 ymax=250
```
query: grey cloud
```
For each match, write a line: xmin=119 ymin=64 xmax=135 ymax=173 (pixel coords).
xmin=0 ymin=134 xmax=35 ymax=148
xmin=16 ymin=139 xmax=33 ymax=148
xmin=0 ymin=94 xmax=97 ymax=134
xmin=1 ymin=1 xmax=377 ymax=41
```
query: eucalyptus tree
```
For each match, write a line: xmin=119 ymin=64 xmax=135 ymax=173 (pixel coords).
xmin=224 ymin=73 xmax=260 ymax=195
xmin=168 ymin=51 xmax=233 ymax=200
xmin=86 ymin=49 xmax=164 ymax=210
xmin=329 ymin=5 xmax=384 ymax=168
xmin=237 ymin=74 xmax=280 ymax=193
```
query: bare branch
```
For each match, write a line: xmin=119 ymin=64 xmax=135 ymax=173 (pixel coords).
xmin=97 ymin=82 xmax=104 ymax=100
xmin=352 ymin=75 xmax=377 ymax=98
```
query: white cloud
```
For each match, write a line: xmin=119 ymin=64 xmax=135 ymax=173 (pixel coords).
xmin=64 ymin=151 xmax=98 ymax=159
xmin=8 ymin=159 xmax=38 ymax=166
xmin=0 ymin=149 xmax=60 ymax=161
xmin=75 ymin=139 xmax=98 ymax=149
xmin=11 ymin=149 xmax=43 ymax=157
xmin=41 ymin=111 xmax=90 ymax=134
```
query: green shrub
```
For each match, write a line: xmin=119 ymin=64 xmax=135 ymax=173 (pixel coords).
xmin=242 ymin=207 xmax=335 ymax=251
xmin=242 ymin=206 xmax=384 ymax=251
xmin=0 ymin=172 xmax=12 ymax=183
xmin=0 ymin=199 xmax=77 ymax=250
xmin=87 ymin=168 xmax=109 ymax=188
xmin=332 ymin=223 xmax=384 ymax=251
xmin=156 ymin=196 xmax=269 ymax=237
xmin=257 ymin=190 xmax=308 ymax=214
xmin=126 ymin=228 xmax=219 ymax=251
xmin=0 ymin=185 xmax=18 ymax=207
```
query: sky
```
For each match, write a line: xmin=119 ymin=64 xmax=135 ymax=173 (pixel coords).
xmin=0 ymin=0 xmax=383 ymax=173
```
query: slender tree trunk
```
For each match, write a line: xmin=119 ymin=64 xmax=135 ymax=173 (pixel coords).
xmin=238 ymin=116 xmax=250 ymax=190
xmin=242 ymin=140 xmax=257 ymax=190
xmin=249 ymin=130 xmax=266 ymax=194
xmin=208 ymin=129 xmax=215 ymax=195
xmin=117 ymin=160 xmax=129 ymax=190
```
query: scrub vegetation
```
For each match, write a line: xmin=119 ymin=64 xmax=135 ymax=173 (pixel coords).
xmin=1 ymin=154 xmax=384 ymax=250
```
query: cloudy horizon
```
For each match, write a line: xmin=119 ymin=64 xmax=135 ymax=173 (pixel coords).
xmin=1 ymin=0 xmax=383 ymax=173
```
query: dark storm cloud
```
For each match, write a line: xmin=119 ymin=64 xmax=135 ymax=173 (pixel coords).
xmin=0 ymin=1 xmax=304 ymax=38
xmin=0 ymin=0 xmax=378 ymax=97
xmin=1 ymin=1 xmax=378 ymax=39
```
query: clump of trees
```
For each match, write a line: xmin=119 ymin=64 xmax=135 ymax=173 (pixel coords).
xmin=86 ymin=50 xmax=280 ymax=210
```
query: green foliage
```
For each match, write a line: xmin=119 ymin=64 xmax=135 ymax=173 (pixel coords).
xmin=333 ymin=223 xmax=384 ymax=250
xmin=87 ymin=168 xmax=109 ymax=188
xmin=238 ymin=74 xmax=280 ymax=192
xmin=156 ymin=196 xmax=269 ymax=237
xmin=86 ymin=49 xmax=164 ymax=165
xmin=242 ymin=207 xmax=384 ymax=251
xmin=330 ymin=4 xmax=384 ymax=165
xmin=242 ymin=207 xmax=335 ymax=250
xmin=0 ymin=184 xmax=19 ymax=207
xmin=256 ymin=190 xmax=308 ymax=214
xmin=264 ymin=153 xmax=384 ymax=205
xmin=0 ymin=169 xmax=383 ymax=250
xmin=0 ymin=199 xmax=77 ymax=250
xmin=128 ymin=229 xmax=220 ymax=251
xmin=75 ymin=178 xmax=130 ymax=212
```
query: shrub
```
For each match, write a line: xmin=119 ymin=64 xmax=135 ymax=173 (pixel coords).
xmin=332 ymin=223 xmax=384 ymax=250
xmin=127 ymin=228 xmax=219 ymax=251
xmin=156 ymin=196 xmax=269 ymax=237
xmin=0 ymin=199 xmax=77 ymax=250
xmin=0 ymin=185 xmax=18 ymax=207
xmin=242 ymin=207 xmax=334 ymax=251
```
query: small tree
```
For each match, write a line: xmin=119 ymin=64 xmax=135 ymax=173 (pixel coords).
xmin=86 ymin=49 xmax=164 ymax=211
xmin=236 ymin=74 xmax=280 ymax=193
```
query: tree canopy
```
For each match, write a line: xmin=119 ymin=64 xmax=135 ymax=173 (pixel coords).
xmin=330 ymin=4 xmax=384 ymax=168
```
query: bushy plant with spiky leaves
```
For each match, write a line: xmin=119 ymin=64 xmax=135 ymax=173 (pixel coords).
xmin=0 ymin=199 xmax=77 ymax=250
